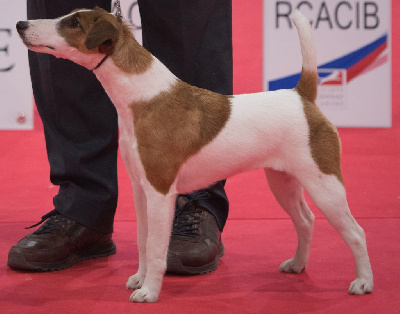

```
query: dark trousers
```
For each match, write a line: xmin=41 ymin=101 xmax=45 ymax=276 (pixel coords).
xmin=27 ymin=0 xmax=232 ymax=234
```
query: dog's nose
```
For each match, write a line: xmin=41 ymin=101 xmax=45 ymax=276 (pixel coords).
xmin=16 ymin=21 xmax=30 ymax=33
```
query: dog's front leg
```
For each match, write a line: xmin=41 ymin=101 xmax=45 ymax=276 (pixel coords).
xmin=126 ymin=180 xmax=148 ymax=290
xmin=129 ymin=185 xmax=176 ymax=303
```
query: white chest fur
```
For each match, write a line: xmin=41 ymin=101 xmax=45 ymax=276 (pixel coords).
xmin=95 ymin=57 xmax=177 ymax=107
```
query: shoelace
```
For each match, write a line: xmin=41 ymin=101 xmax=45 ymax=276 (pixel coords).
xmin=172 ymin=191 xmax=210 ymax=237
xmin=25 ymin=209 xmax=63 ymax=234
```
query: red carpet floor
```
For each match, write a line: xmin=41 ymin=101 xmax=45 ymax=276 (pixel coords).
xmin=1 ymin=1 xmax=399 ymax=313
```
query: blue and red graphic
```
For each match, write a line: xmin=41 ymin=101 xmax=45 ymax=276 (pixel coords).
xmin=268 ymin=34 xmax=388 ymax=90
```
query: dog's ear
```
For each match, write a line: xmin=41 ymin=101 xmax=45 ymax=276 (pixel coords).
xmin=93 ymin=6 xmax=108 ymax=13
xmin=85 ymin=18 xmax=118 ymax=54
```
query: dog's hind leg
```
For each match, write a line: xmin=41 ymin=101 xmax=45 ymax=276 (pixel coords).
xmin=300 ymin=172 xmax=373 ymax=294
xmin=126 ymin=180 xmax=148 ymax=290
xmin=265 ymin=168 xmax=315 ymax=274
xmin=129 ymin=185 xmax=177 ymax=303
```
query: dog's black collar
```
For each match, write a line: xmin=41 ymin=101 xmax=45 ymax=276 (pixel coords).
xmin=92 ymin=54 xmax=110 ymax=71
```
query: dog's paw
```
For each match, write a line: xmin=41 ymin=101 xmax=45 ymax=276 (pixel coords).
xmin=348 ymin=278 xmax=373 ymax=295
xmin=126 ymin=273 xmax=145 ymax=290
xmin=279 ymin=258 xmax=306 ymax=274
xmin=129 ymin=286 xmax=159 ymax=303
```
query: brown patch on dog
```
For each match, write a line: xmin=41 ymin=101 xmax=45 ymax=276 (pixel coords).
xmin=296 ymin=69 xmax=344 ymax=184
xmin=296 ymin=68 xmax=318 ymax=103
xmin=58 ymin=7 xmax=152 ymax=73
xmin=111 ymin=25 xmax=153 ymax=74
xmin=132 ymin=81 xmax=232 ymax=194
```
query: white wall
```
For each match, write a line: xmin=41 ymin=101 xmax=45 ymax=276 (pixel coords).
xmin=0 ymin=1 xmax=32 ymax=130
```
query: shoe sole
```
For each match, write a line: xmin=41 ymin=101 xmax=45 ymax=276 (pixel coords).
xmin=166 ymin=242 xmax=225 ymax=275
xmin=7 ymin=240 xmax=117 ymax=272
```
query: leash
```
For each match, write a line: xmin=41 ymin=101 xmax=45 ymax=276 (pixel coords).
xmin=92 ymin=53 xmax=111 ymax=71
xmin=115 ymin=0 xmax=123 ymax=21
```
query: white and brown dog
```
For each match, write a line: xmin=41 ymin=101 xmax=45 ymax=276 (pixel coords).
xmin=17 ymin=7 xmax=373 ymax=302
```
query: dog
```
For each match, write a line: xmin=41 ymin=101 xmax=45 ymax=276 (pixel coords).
xmin=16 ymin=7 xmax=373 ymax=302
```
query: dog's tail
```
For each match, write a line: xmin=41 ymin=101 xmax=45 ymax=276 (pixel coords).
xmin=291 ymin=10 xmax=318 ymax=103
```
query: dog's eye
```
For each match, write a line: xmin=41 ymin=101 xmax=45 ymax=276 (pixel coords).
xmin=69 ymin=18 xmax=80 ymax=28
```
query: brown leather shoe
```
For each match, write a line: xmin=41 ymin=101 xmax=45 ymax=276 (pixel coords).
xmin=167 ymin=194 xmax=224 ymax=275
xmin=7 ymin=210 xmax=116 ymax=271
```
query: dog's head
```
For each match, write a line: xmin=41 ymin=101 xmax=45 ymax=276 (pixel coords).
xmin=16 ymin=7 xmax=122 ymax=69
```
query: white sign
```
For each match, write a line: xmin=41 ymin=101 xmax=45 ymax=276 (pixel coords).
xmin=0 ymin=1 xmax=33 ymax=130
xmin=263 ymin=0 xmax=391 ymax=127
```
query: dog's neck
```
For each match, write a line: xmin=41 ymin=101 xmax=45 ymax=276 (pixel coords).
xmin=93 ymin=44 xmax=177 ymax=114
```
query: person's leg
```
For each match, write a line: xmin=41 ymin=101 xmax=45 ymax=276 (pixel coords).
xmin=138 ymin=0 xmax=232 ymax=274
xmin=8 ymin=0 xmax=118 ymax=271
xmin=28 ymin=0 xmax=119 ymax=234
